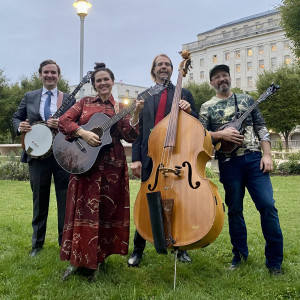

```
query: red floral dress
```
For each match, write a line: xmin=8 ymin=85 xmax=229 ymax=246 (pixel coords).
xmin=59 ymin=95 xmax=138 ymax=269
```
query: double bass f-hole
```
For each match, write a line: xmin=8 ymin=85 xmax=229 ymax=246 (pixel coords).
xmin=148 ymin=161 xmax=200 ymax=191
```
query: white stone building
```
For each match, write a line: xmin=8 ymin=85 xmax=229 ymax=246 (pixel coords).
xmin=182 ymin=9 xmax=297 ymax=92
xmin=70 ymin=81 xmax=147 ymax=104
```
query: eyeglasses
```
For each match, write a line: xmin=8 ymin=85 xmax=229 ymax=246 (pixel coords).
xmin=211 ymin=73 xmax=230 ymax=81
xmin=156 ymin=62 xmax=172 ymax=67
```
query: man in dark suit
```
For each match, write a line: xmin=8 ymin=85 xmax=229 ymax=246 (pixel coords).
xmin=12 ymin=59 xmax=75 ymax=257
xmin=128 ymin=54 xmax=198 ymax=267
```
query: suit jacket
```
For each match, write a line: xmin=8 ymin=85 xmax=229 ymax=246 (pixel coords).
xmin=12 ymin=88 xmax=75 ymax=162
xmin=132 ymin=82 xmax=198 ymax=174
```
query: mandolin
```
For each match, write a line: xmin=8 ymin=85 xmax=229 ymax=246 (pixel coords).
xmin=215 ymin=83 xmax=280 ymax=154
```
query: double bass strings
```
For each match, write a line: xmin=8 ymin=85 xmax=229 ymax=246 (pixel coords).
xmin=160 ymin=69 xmax=183 ymax=174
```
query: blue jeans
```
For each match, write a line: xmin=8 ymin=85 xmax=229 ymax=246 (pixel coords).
xmin=218 ymin=151 xmax=283 ymax=269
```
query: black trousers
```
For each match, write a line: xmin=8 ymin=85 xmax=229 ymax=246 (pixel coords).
xmin=28 ymin=154 xmax=69 ymax=248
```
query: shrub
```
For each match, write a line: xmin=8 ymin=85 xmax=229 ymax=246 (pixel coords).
xmin=276 ymin=152 xmax=300 ymax=175
xmin=205 ymin=167 xmax=218 ymax=179
xmin=0 ymin=154 xmax=29 ymax=181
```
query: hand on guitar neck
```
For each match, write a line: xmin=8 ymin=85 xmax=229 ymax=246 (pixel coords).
xmin=46 ymin=117 xmax=59 ymax=129
xmin=211 ymin=127 xmax=244 ymax=151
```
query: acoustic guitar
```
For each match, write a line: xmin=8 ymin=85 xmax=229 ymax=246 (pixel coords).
xmin=53 ymin=83 xmax=168 ymax=174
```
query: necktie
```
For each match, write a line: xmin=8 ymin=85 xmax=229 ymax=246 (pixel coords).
xmin=154 ymin=89 xmax=168 ymax=126
xmin=44 ymin=91 xmax=52 ymax=121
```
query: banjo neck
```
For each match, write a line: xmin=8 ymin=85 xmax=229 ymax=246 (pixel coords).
xmin=52 ymin=71 xmax=92 ymax=119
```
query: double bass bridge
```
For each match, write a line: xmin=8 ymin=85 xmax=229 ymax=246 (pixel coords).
xmin=159 ymin=166 xmax=182 ymax=177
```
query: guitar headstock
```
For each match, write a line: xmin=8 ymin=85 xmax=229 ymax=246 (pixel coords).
xmin=82 ymin=71 xmax=93 ymax=84
xmin=179 ymin=50 xmax=192 ymax=77
xmin=266 ymin=82 xmax=280 ymax=96
xmin=149 ymin=79 xmax=169 ymax=95
xmin=138 ymin=80 xmax=169 ymax=100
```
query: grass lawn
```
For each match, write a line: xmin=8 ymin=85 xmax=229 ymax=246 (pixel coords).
xmin=0 ymin=176 xmax=299 ymax=300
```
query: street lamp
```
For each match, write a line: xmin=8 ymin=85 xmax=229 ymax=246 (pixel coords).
xmin=73 ymin=0 xmax=92 ymax=98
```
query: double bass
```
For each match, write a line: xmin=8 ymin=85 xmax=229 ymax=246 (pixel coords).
xmin=133 ymin=50 xmax=224 ymax=252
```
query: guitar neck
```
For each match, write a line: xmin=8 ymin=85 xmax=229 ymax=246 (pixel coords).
xmin=97 ymin=88 xmax=159 ymax=132
xmin=235 ymin=92 xmax=268 ymax=127
xmin=101 ymin=102 xmax=136 ymax=131
xmin=52 ymin=83 xmax=85 ymax=119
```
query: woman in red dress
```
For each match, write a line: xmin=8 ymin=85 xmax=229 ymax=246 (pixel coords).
xmin=59 ymin=63 xmax=144 ymax=280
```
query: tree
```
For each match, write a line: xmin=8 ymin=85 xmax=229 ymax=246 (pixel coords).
xmin=255 ymin=63 xmax=300 ymax=149
xmin=279 ymin=0 xmax=300 ymax=58
xmin=184 ymin=82 xmax=216 ymax=112
xmin=0 ymin=72 xmax=70 ymax=143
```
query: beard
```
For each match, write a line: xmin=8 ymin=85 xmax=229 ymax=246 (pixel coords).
xmin=216 ymin=81 xmax=231 ymax=93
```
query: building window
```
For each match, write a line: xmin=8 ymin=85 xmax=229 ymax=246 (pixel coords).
xmin=271 ymin=43 xmax=277 ymax=52
xmin=284 ymin=41 xmax=290 ymax=50
xmin=189 ymin=73 xmax=193 ymax=81
xmin=236 ymin=78 xmax=241 ymax=88
xmin=268 ymin=18 xmax=274 ymax=26
xmin=200 ymin=58 xmax=204 ymax=67
xmin=247 ymin=62 xmax=252 ymax=71
xmin=284 ymin=55 xmax=291 ymax=64
xmin=271 ymin=57 xmax=277 ymax=67
xmin=200 ymin=71 xmax=204 ymax=79
xmin=126 ymin=90 xmax=129 ymax=97
xmin=213 ymin=55 xmax=217 ymax=63
xmin=247 ymin=76 xmax=253 ymax=88
xmin=235 ymin=50 xmax=241 ymax=59
xmin=258 ymin=45 xmax=264 ymax=54
xmin=236 ymin=64 xmax=241 ymax=73
xmin=256 ymin=22 xmax=262 ymax=29
xmin=259 ymin=60 xmax=264 ymax=69
xmin=247 ymin=48 xmax=253 ymax=56
xmin=135 ymin=91 xmax=139 ymax=97
xmin=225 ymin=52 xmax=230 ymax=61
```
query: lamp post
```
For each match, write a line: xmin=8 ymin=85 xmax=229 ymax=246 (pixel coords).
xmin=73 ymin=0 xmax=92 ymax=98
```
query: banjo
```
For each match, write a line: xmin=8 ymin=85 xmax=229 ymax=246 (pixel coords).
xmin=24 ymin=71 xmax=92 ymax=159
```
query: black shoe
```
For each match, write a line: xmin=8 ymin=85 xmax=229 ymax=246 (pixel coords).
xmin=177 ymin=250 xmax=192 ymax=263
xmin=29 ymin=248 xmax=42 ymax=257
xmin=127 ymin=253 xmax=142 ymax=267
xmin=62 ymin=265 xmax=78 ymax=281
xmin=268 ymin=267 xmax=284 ymax=276
xmin=228 ymin=255 xmax=247 ymax=270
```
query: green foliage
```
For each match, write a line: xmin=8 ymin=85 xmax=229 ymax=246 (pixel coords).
xmin=279 ymin=0 xmax=300 ymax=58
xmin=0 ymin=153 xmax=29 ymax=180
xmin=256 ymin=63 xmax=300 ymax=148
xmin=231 ymin=87 xmax=244 ymax=94
xmin=0 ymin=70 xmax=70 ymax=143
xmin=184 ymin=82 xmax=216 ymax=112
xmin=205 ymin=167 xmax=218 ymax=178
xmin=276 ymin=152 xmax=300 ymax=175
xmin=0 ymin=177 xmax=299 ymax=299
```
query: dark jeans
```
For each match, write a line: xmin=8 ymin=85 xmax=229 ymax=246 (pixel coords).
xmin=218 ymin=151 xmax=283 ymax=269
xmin=29 ymin=154 xmax=69 ymax=249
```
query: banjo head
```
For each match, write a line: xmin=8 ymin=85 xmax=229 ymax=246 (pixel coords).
xmin=24 ymin=123 xmax=53 ymax=157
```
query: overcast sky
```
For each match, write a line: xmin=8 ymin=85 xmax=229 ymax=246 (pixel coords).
xmin=1 ymin=0 xmax=280 ymax=88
